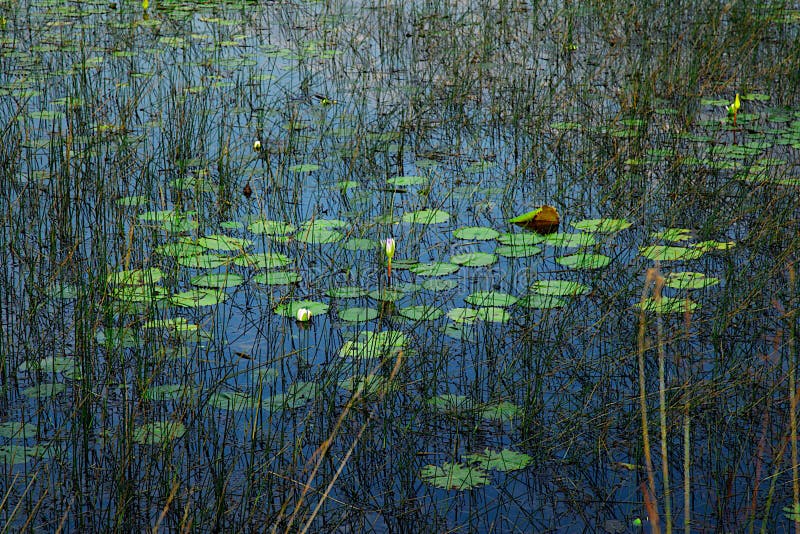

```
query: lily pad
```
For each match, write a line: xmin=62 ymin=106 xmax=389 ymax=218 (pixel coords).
xmin=664 ymin=272 xmax=720 ymax=290
xmin=398 ymin=305 xmax=444 ymax=321
xmin=0 ymin=422 xmax=38 ymax=439
xmin=133 ymin=421 xmax=186 ymax=445
xmin=233 ymin=252 xmax=292 ymax=269
xmin=170 ymin=289 xmax=228 ymax=307
xmin=556 ymin=253 xmax=611 ymax=270
xmin=463 ymin=448 xmax=533 ymax=472
xmin=636 ymin=297 xmax=700 ymax=314
xmin=338 ymin=307 xmax=379 ymax=322
xmin=420 ymin=462 xmax=490 ymax=490
xmin=288 ymin=163 xmax=321 ymax=173
xmin=480 ymin=401 xmax=523 ymax=422
xmin=543 ymin=232 xmax=596 ymax=248
xmin=22 ymin=383 xmax=67 ymax=399
xmin=409 ymin=262 xmax=460 ymax=277
xmin=107 ymin=267 xmax=164 ymax=286
xmin=447 ymin=307 xmax=479 ymax=324
xmin=497 ymin=233 xmax=545 ymax=246
xmin=387 ymin=175 xmax=426 ymax=186
xmin=639 ymin=245 xmax=704 ymax=261
xmin=196 ymin=234 xmax=253 ymax=251
xmin=494 ymin=244 xmax=542 ymax=258
xmin=516 ymin=294 xmax=567 ymax=309
xmin=253 ymin=271 xmax=301 ymax=285
xmin=247 ymin=219 xmax=296 ymax=235
xmin=531 ymin=280 xmax=590 ymax=296
xmin=475 ymin=306 xmax=511 ymax=323
xmin=190 ymin=272 xmax=244 ymax=288
xmin=651 ymin=228 xmax=692 ymax=242
xmin=453 ymin=226 xmax=500 ymax=240
xmin=571 ymin=218 xmax=632 ymax=233
xmin=464 ymin=291 xmax=518 ymax=307
xmin=450 ymin=252 xmax=498 ymax=267
xmin=422 ymin=279 xmax=459 ymax=291
xmin=327 ymin=286 xmax=368 ymax=298
xmin=401 ymin=209 xmax=450 ymax=224
xmin=177 ymin=253 xmax=230 ymax=269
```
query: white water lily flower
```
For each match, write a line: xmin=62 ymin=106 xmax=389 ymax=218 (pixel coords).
xmin=296 ymin=307 xmax=312 ymax=322
xmin=253 ymin=139 xmax=262 ymax=152
xmin=384 ymin=238 xmax=396 ymax=260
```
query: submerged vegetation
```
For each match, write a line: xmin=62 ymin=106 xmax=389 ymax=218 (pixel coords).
xmin=1 ymin=0 xmax=800 ymax=531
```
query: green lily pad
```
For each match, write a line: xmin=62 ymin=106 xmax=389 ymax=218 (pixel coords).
xmin=368 ymin=288 xmax=406 ymax=302
xmin=274 ymin=300 xmax=330 ymax=318
xmin=532 ymin=280 xmax=590 ymax=296
xmin=409 ymin=262 xmax=460 ymax=277
xmin=556 ymin=253 xmax=611 ymax=270
xmin=338 ymin=307 xmax=379 ymax=322
xmin=342 ymin=238 xmax=378 ymax=251
xmin=398 ymin=305 xmax=444 ymax=321
xmin=170 ymin=289 xmax=228 ymax=307
xmin=111 ymin=284 xmax=168 ymax=304
xmin=639 ymin=245 xmax=704 ymax=261
xmin=420 ymin=462 xmax=490 ymax=490
xmin=692 ymin=240 xmax=735 ymax=252
xmin=463 ymin=448 xmax=533 ymax=472
xmin=453 ymin=226 xmax=500 ymax=240
xmin=480 ymin=401 xmax=522 ymax=422
xmin=543 ymin=232 xmax=596 ymax=248
xmin=22 ymin=383 xmax=67 ymax=399
xmin=133 ymin=421 xmax=185 ymax=445
xmin=496 ymin=233 xmax=545 ymax=246
xmin=196 ymin=234 xmax=253 ymax=252
xmin=326 ymin=286 xmax=368 ymax=298
xmin=339 ymin=330 xmax=407 ymax=359
xmin=177 ymin=253 xmax=231 ymax=269
xmin=475 ymin=306 xmax=511 ymax=322
xmin=516 ymin=294 xmax=567 ymax=309
xmin=288 ymin=163 xmax=321 ymax=173
xmin=401 ymin=209 xmax=450 ymax=224
xmin=340 ymin=374 xmax=397 ymax=397
xmin=636 ymin=297 xmax=700 ymax=314
xmin=190 ymin=272 xmax=244 ymax=288
xmin=0 ymin=422 xmax=38 ymax=439
xmin=208 ymin=391 xmax=255 ymax=411
xmin=387 ymin=175 xmax=426 ymax=186
xmin=295 ymin=227 xmax=345 ymax=244
xmin=571 ymin=218 xmax=632 ymax=233
xmin=464 ymin=291 xmax=518 ymax=307
xmin=253 ymin=271 xmax=302 ymax=285
xmin=422 ymin=279 xmax=459 ymax=291
xmin=19 ymin=356 xmax=77 ymax=374
xmin=107 ymin=267 xmax=164 ymax=286
xmin=664 ymin=272 xmax=720 ymax=290
xmin=155 ymin=240 xmax=207 ymax=257
xmin=427 ymin=393 xmax=474 ymax=413
xmin=447 ymin=307 xmax=479 ymax=324
xmin=651 ymin=228 xmax=692 ymax=242
xmin=494 ymin=244 xmax=542 ymax=258
xmin=233 ymin=252 xmax=292 ymax=269
xmin=247 ymin=219 xmax=296 ymax=235
xmin=0 ymin=445 xmax=37 ymax=465
xmin=450 ymin=252 xmax=498 ymax=267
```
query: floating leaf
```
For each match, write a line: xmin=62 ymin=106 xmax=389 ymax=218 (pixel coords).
xmin=247 ymin=219 xmax=295 ymax=235
xmin=342 ymin=238 xmax=377 ymax=251
xmin=22 ymin=383 xmax=67 ymax=399
xmin=133 ymin=421 xmax=185 ymax=445
xmin=399 ymin=305 xmax=444 ymax=321
xmin=556 ymin=253 xmax=611 ymax=270
xmin=453 ymin=226 xmax=500 ymax=240
xmin=170 ymin=289 xmax=228 ymax=307
xmin=532 ymin=280 xmax=590 ymax=296
xmin=497 ymin=233 xmax=545 ymax=246
xmin=420 ymin=462 xmax=490 ymax=490
xmin=387 ymin=175 xmax=426 ymax=186
xmin=0 ymin=422 xmax=38 ymax=439
xmin=401 ymin=209 xmax=451 ymax=224
xmin=422 ymin=279 xmax=458 ymax=291
xmin=288 ymin=163 xmax=320 ymax=173
xmin=651 ymin=228 xmax=692 ymax=242
xmin=107 ymin=267 xmax=164 ymax=286
xmin=19 ymin=356 xmax=78 ymax=375
xmin=0 ymin=445 xmax=36 ymax=465
xmin=480 ymin=401 xmax=522 ymax=422
xmin=327 ymin=286 xmax=368 ymax=298
xmin=516 ymin=294 xmax=567 ymax=309
xmin=233 ymin=252 xmax=292 ymax=269
xmin=543 ymin=232 xmax=596 ymax=248
xmin=253 ymin=271 xmax=301 ymax=285
xmin=295 ymin=227 xmax=345 ymax=244
xmin=450 ymin=252 xmax=497 ymax=267
xmin=340 ymin=374 xmax=397 ymax=397
xmin=409 ymin=262 xmax=459 ymax=277
xmin=692 ymin=240 xmax=735 ymax=252
xmin=427 ymin=393 xmax=474 ymax=413
xmin=339 ymin=330 xmax=407 ymax=358
xmin=571 ymin=218 xmax=632 ymax=233
xmin=368 ymin=288 xmax=406 ymax=302
xmin=463 ymin=448 xmax=533 ymax=472
xmin=664 ymin=272 xmax=720 ymax=290
xmin=447 ymin=307 xmax=479 ymax=324
xmin=274 ymin=300 xmax=330 ymax=317
xmin=338 ymin=307 xmax=379 ymax=322
xmin=494 ymin=244 xmax=542 ymax=258
xmin=639 ymin=245 xmax=704 ymax=261
xmin=177 ymin=253 xmax=230 ymax=269
xmin=196 ymin=234 xmax=253 ymax=252
xmin=190 ymin=272 xmax=244 ymax=288
xmin=464 ymin=291 xmax=518 ymax=307
xmin=475 ymin=306 xmax=511 ymax=322
xmin=636 ymin=297 xmax=699 ymax=314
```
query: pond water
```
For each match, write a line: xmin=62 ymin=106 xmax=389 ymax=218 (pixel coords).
xmin=1 ymin=0 xmax=800 ymax=531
